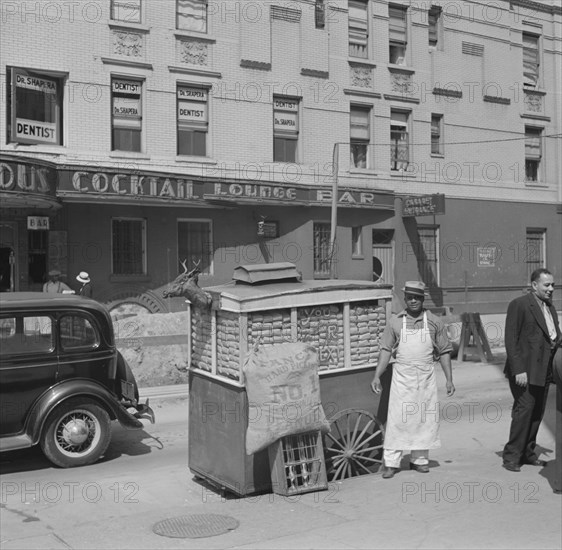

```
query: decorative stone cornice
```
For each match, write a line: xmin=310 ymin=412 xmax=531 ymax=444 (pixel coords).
xmin=240 ymin=59 xmax=271 ymax=71
xmin=433 ymin=87 xmax=462 ymax=99
xmin=483 ymin=95 xmax=511 ymax=105
xmin=301 ymin=68 xmax=329 ymax=79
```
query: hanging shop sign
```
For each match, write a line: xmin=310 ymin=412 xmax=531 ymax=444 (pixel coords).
xmin=402 ymin=193 xmax=445 ymax=217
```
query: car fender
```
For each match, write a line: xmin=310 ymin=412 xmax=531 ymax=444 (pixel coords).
xmin=24 ymin=380 xmax=142 ymax=446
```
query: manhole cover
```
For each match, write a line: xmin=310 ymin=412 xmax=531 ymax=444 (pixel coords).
xmin=153 ymin=514 xmax=239 ymax=539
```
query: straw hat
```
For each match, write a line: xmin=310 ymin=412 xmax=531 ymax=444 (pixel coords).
xmin=76 ymin=271 xmax=90 ymax=284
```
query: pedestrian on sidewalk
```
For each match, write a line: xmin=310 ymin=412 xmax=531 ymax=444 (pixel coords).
xmin=371 ymin=281 xmax=455 ymax=479
xmin=76 ymin=271 xmax=93 ymax=298
xmin=502 ymin=268 xmax=561 ymax=473
xmin=43 ymin=270 xmax=72 ymax=294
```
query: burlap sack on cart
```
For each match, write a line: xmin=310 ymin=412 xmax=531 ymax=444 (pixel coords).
xmin=244 ymin=342 xmax=330 ymax=455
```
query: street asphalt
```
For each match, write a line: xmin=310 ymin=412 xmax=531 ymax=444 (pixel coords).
xmin=1 ymin=348 xmax=560 ymax=549
xmin=134 ymin=348 xmax=562 ymax=550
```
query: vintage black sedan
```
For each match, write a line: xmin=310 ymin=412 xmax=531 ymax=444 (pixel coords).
xmin=0 ymin=292 xmax=154 ymax=467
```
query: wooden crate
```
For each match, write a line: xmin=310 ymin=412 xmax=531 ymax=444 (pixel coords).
xmin=268 ymin=431 xmax=328 ymax=496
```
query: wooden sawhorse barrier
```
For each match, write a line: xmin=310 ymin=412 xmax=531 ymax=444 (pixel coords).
xmin=458 ymin=312 xmax=494 ymax=363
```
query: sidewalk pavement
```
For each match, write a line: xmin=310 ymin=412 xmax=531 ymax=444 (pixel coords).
xmin=131 ymin=348 xmax=562 ymax=549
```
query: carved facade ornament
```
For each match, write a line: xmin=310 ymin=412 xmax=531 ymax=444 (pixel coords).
xmin=350 ymin=65 xmax=372 ymax=88
xmin=113 ymin=31 xmax=143 ymax=57
xmin=524 ymin=92 xmax=542 ymax=113
xmin=180 ymin=39 xmax=208 ymax=65
xmin=391 ymin=72 xmax=413 ymax=95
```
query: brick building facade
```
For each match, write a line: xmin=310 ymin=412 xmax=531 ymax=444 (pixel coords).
xmin=1 ymin=0 xmax=560 ymax=314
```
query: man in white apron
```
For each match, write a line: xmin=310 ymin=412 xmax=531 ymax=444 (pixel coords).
xmin=371 ymin=281 xmax=455 ymax=478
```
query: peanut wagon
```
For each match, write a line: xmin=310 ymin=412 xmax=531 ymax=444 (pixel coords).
xmin=187 ymin=263 xmax=393 ymax=496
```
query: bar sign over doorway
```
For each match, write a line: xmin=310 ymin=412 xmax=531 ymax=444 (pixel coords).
xmin=27 ymin=216 xmax=49 ymax=230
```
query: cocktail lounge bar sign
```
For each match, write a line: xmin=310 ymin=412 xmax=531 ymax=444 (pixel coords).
xmin=402 ymin=194 xmax=445 ymax=217
xmin=58 ymin=168 xmax=394 ymax=209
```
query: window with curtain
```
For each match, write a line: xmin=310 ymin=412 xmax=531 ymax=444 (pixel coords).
xmin=389 ymin=5 xmax=407 ymax=64
xmin=525 ymin=126 xmax=542 ymax=182
xmin=112 ymin=218 xmax=146 ymax=275
xmin=522 ymin=33 xmax=539 ymax=87
xmin=428 ymin=5 xmax=441 ymax=47
xmin=177 ymin=0 xmax=207 ymax=32
xmin=348 ymin=0 xmax=368 ymax=58
xmin=431 ymin=114 xmax=443 ymax=155
xmin=111 ymin=0 xmax=141 ymax=23
xmin=390 ymin=110 xmax=409 ymax=170
xmin=350 ymin=106 xmax=370 ymax=168
xmin=177 ymin=220 xmax=212 ymax=275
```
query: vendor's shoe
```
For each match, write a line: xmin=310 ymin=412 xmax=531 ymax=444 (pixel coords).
xmin=409 ymin=463 xmax=429 ymax=473
xmin=502 ymin=461 xmax=521 ymax=472
xmin=381 ymin=466 xmax=399 ymax=479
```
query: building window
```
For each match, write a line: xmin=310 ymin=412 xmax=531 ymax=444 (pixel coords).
xmin=389 ymin=4 xmax=407 ymax=64
xmin=28 ymin=230 xmax=48 ymax=285
xmin=177 ymin=86 xmax=208 ymax=156
xmin=313 ymin=222 xmax=331 ymax=278
xmin=352 ymin=226 xmax=363 ymax=257
xmin=273 ymin=97 xmax=299 ymax=163
xmin=111 ymin=0 xmax=141 ymax=23
xmin=177 ymin=220 xmax=212 ymax=275
xmin=112 ymin=218 xmax=146 ymax=275
xmin=522 ymin=33 xmax=539 ymax=87
xmin=112 ymin=78 xmax=142 ymax=152
xmin=431 ymin=114 xmax=443 ymax=155
xmin=350 ymin=106 xmax=370 ymax=169
xmin=348 ymin=0 xmax=368 ymax=58
xmin=525 ymin=126 xmax=542 ymax=182
xmin=428 ymin=6 xmax=441 ymax=47
xmin=7 ymin=68 xmax=63 ymax=145
xmin=418 ymin=226 xmax=439 ymax=287
xmin=315 ymin=0 xmax=325 ymax=29
xmin=390 ymin=110 xmax=409 ymax=170
xmin=177 ymin=0 xmax=207 ymax=32
xmin=526 ymin=229 xmax=545 ymax=281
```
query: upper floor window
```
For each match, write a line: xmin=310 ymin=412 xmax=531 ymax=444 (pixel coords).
xmin=348 ymin=0 xmax=368 ymax=58
xmin=350 ymin=106 xmax=370 ymax=169
xmin=177 ymin=0 xmax=207 ymax=32
xmin=525 ymin=126 xmax=542 ymax=183
xmin=428 ymin=6 xmax=441 ymax=47
xmin=418 ymin=226 xmax=439 ymax=287
xmin=389 ymin=5 xmax=407 ymax=64
xmin=111 ymin=0 xmax=141 ymax=23
xmin=390 ymin=110 xmax=409 ymax=170
xmin=112 ymin=218 xmax=146 ymax=275
xmin=7 ymin=68 xmax=64 ymax=145
xmin=112 ymin=78 xmax=142 ymax=152
xmin=273 ymin=97 xmax=299 ymax=163
xmin=431 ymin=114 xmax=443 ymax=155
xmin=177 ymin=86 xmax=208 ymax=156
xmin=315 ymin=0 xmax=326 ymax=29
xmin=522 ymin=33 xmax=539 ymax=87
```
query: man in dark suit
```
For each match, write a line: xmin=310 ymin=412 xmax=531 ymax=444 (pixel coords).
xmin=503 ymin=268 xmax=561 ymax=472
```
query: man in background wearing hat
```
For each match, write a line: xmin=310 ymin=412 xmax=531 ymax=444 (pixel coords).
xmin=43 ymin=270 xmax=72 ymax=294
xmin=76 ymin=271 xmax=93 ymax=298
xmin=371 ymin=281 xmax=455 ymax=479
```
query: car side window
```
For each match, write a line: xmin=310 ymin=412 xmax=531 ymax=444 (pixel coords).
xmin=0 ymin=315 xmax=54 ymax=355
xmin=59 ymin=315 xmax=99 ymax=350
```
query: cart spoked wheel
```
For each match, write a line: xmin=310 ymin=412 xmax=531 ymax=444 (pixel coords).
xmin=323 ymin=409 xmax=385 ymax=481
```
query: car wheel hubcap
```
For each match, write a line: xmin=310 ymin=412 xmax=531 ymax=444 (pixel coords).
xmin=55 ymin=411 xmax=100 ymax=455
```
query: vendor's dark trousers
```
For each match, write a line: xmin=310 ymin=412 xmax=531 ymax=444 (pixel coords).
xmin=503 ymin=379 xmax=550 ymax=465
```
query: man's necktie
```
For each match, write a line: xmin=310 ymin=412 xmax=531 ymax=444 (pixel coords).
xmin=542 ymin=301 xmax=557 ymax=341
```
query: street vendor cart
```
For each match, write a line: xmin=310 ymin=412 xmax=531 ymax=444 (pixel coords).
xmin=187 ymin=263 xmax=393 ymax=496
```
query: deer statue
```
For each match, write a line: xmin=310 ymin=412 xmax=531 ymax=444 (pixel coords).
xmin=163 ymin=259 xmax=212 ymax=310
